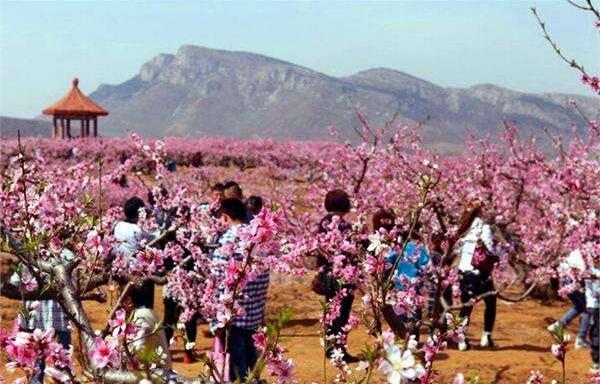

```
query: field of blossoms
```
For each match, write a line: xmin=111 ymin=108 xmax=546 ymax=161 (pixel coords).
xmin=1 ymin=108 xmax=598 ymax=384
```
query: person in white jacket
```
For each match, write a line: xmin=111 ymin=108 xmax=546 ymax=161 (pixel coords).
xmin=455 ymin=200 xmax=498 ymax=351
xmin=547 ymin=249 xmax=590 ymax=349
xmin=112 ymin=196 xmax=156 ymax=308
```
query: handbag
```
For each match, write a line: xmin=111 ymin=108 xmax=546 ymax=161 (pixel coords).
xmin=207 ymin=335 xmax=230 ymax=382
xmin=471 ymin=238 xmax=499 ymax=274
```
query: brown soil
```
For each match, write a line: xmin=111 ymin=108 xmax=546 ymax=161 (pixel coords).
xmin=0 ymin=274 xmax=593 ymax=383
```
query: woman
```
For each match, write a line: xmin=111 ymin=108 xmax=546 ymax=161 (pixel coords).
xmin=456 ymin=199 xmax=498 ymax=351
xmin=314 ymin=189 xmax=358 ymax=363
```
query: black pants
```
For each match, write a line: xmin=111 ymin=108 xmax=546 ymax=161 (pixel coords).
xmin=140 ymin=280 xmax=155 ymax=309
xmin=224 ymin=326 xmax=257 ymax=380
xmin=589 ymin=307 xmax=599 ymax=364
xmin=325 ymin=288 xmax=354 ymax=357
xmin=459 ymin=272 xmax=496 ymax=333
xmin=163 ymin=296 xmax=198 ymax=347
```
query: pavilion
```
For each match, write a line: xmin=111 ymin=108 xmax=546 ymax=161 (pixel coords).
xmin=42 ymin=78 xmax=109 ymax=139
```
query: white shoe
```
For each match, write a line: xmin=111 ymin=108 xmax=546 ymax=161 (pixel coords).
xmin=480 ymin=332 xmax=495 ymax=348
xmin=547 ymin=321 xmax=560 ymax=333
xmin=458 ymin=341 xmax=469 ymax=351
xmin=575 ymin=338 xmax=590 ymax=349
xmin=591 ymin=363 xmax=600 ymax=374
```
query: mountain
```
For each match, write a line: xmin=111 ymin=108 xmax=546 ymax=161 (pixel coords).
xmin=10 ymin=45 xmax=600 ymax=151
xmin=0 ymin=116 xmax=51 ymax=139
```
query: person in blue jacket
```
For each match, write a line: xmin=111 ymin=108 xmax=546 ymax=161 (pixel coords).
xmin=384 ymin=222 xmax=430 ymax=340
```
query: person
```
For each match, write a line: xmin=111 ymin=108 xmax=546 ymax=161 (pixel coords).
xmin=210 ymin=182 xmax=225 ymax=202
xmin=383 ymin=220 xmax=430 ymax=340
xmin=211 ymin=198 xmax=270 ymax=380
xmin=245 ymin=195 xmax=263 ymax=222
xmin=547 ymin=249 xmax=590 ymax=349
xmin=586 ymin=268 xmax=600 ymax=373
xmin=372 ymin=208 xmax=396 ymax=232
xmin=426 ymin=231 xmax=454 ymax=331
xmin=10 ymin=249 xmax=74 ymax=384
xmin=316 ymin=189 xmax=358 ymax=363
xmin=199 ymin=183 xmax=225 ymax=218
xmin=223 ymin=181 xmax=243 ymax=201
xmin=123 ymin=285 xmax=172 ymax=370
xmin=455 ymin=200 xmax=497 ymax=350
xmin=112 ymin=196 xmax=156 ymax=309
xmin=150 ymin=197 xmax=199 ymax=365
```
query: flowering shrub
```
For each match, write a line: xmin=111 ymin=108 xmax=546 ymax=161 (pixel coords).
xmin=1 ymin=4 xmax=598 ymax=378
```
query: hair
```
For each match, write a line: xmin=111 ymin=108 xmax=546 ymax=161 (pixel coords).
xmin=218 ymin=198 xmax=247 ymax=222
xmin=127 ymin=285 xmax=147 ymax=308
xmin=372 ymin=209 xmax=396 ymax=231
xmin=223 ymin=181 xmax=243 ymax=200
xmin=245 ymin=195 xmax=264 ymax=217
xmin=324 ymin=189 xmax=351 ymax=214
xmin=456 ymin=200 xmax=483 ymax=238
xmin=408 ymin=221 xmax=423 ymax=240
xmin=211 ymin=183 xmax=225 ymax=192
xmin=123 ymin=196 xmax=145 ymax=223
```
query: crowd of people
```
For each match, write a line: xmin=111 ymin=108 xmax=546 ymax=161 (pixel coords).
xmin=13 ymin=183 xmax=599 ymax=382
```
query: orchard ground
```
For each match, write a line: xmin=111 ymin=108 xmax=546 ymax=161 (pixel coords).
xmin=0 ymin=274 xmax=592 ymax=383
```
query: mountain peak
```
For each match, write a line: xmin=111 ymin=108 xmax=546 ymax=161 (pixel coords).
xmin=83 ymin=46 xmax=598 ymax=151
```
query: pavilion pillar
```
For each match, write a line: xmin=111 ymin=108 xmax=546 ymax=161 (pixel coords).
xmin=52 ymin=116 xmax=58 ymax=138
xmin=67 ymin=119 xmax=72 ymax=139
xmin=60 ymin=118 xmax=65 ymax=139
xmin=85 ymin=119 xmax=90 ymax=137
xmin=93 ymin=117 xmax=97 ymax=137
xmin=80 ymin=119 xmax=84 ymax=138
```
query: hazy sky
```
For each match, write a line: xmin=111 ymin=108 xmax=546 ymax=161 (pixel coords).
xmin=1 ymin=1 xmax=598 ymax=118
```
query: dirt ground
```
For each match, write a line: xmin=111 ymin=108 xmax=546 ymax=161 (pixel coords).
xmin=0 ymin=273 xmax=594 ymax=383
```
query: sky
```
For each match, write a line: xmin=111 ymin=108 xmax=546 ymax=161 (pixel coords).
xmin=0 ymin=0 xmax=598 ymax=118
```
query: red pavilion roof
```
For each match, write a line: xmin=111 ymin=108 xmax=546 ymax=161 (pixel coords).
xmin=43 ymin=78 xmax=108 ymax=117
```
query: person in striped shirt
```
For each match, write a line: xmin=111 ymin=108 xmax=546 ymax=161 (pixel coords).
xmin=211 ymin=198 xmax=270 ymax=380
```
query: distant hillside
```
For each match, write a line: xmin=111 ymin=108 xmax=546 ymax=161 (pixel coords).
xmin=89 ymin=46 xmax=598 ymax=151
xmin=5 ymin=45 xmax=598 ymax=151
xmin=0 ymin=116 xmax=51 ymax=139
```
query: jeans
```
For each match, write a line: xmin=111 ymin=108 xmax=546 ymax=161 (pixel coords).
xmin=226 ymin=326 xmax=257 ymax=381
xmin=559 ymin=290 xmax=590 ymax=340
xmin=163 ymin=296 xmax=198 ymax=348
xmin=325 ymin=287 xmax=354 ymax=357
xmin=589 ymin=307 xmax=599 ymax=364
xmin=32 ymin=330 xmax=71 ymax=384
xmin=459 ymin=272 xmax=496 ymax=333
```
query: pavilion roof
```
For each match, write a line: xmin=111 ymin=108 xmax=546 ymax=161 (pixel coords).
xmin=43 ymin=78 xmax=109 ymax=117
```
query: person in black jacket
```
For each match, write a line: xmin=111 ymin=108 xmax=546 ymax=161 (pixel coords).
xmin=316 ymin=189 xmax=359 ymax=363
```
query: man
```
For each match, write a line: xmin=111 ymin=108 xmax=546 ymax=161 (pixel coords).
xmin=211 ymin=198 xmax=270 ymax=380
xmin=223 ymin=181 xmax=243 ymax=201
xmin=10 ymin=249 xmax=74 ymax=384
xmin=113 ymin=196 xmax=156 ymax=308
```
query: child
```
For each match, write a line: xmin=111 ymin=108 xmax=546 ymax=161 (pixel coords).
xmin=383 ymin=221 xmax=430 ymax=340
xmin=211 ymin=198 xmax=270 ymax=380
xmin=123 ymin=286 xmax=172 ymax=370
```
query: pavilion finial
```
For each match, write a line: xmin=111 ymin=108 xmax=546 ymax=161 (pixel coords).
xmin=72 ymin=78 xmax=79 ymax=88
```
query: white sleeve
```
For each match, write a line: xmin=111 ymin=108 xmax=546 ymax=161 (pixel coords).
xmin=480 ymin=223 xmax=494 ymax=252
